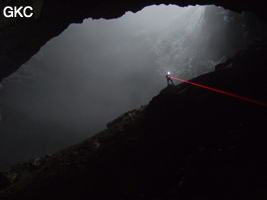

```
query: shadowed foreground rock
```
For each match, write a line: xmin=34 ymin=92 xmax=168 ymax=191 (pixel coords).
xmin=0 ymin=43 xmax=267 ymax=200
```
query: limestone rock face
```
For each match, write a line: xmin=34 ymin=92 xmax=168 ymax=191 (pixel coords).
xmin=0 ymin=0 xmax=267 ymax=81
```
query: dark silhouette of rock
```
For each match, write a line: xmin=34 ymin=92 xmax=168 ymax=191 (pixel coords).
xmin=0 ymin=43 xmax=266 ymax=200
xmin=215 ymin=58 xmax=234 ymax=71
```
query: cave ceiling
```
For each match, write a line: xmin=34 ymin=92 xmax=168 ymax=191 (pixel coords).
xmin=0 ymin=0 xmax=266 ymax=81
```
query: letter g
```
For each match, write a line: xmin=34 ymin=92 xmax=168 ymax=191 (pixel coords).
xmin=3 ymin=6 xmax=13 ymax=18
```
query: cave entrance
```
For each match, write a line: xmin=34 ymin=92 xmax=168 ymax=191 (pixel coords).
xmin=0 ymin=4 xmax=265 ymax=170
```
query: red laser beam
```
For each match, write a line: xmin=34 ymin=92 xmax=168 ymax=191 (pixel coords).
xmin=170 ymin=76 xmax=267 ymax=107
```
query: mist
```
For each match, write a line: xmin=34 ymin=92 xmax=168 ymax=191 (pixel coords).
xmin=0 ymin=5 xmax=263 ymax=169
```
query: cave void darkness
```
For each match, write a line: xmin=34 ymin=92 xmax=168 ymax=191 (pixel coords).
xmin=0 ymin=4 xmax=265 ymax=170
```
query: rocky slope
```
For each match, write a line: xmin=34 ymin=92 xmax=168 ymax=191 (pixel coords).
xmin=0 ymin=43 xmax=266 ymax=200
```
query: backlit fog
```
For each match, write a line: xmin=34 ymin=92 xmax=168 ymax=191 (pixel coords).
xmin=0 ymin=5 xmax=263 ymax=169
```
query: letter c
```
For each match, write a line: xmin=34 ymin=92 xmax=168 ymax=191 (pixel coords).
xmin=23 ymin=6 xmax=33 ymax=18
